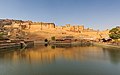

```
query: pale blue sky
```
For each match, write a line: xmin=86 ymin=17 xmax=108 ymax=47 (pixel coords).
xmin=0 ymin=0 xmax=120 ymax=30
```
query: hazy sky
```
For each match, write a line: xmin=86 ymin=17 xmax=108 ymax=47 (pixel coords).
xmin=0 ymin=0 xmax=120 ymax=30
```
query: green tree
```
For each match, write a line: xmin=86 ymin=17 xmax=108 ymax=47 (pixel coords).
xmin=109 ymin=27 xmax=120 ymax=39
xmin=44 ymin=39 xmax=48 ymax=42
xmin=51 ymin=36 xmax=55 ymax=41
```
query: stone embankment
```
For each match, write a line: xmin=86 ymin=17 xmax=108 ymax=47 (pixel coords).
xmin=0 ymin=40 xmax=34 ymax=51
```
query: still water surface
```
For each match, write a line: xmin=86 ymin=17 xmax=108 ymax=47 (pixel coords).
xmin=0 ymin=44 xmax=120 ymax=75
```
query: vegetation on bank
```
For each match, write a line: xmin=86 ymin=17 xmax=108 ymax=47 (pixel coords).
xmin=109 ymin=26 xmax=120 ymax=43
xmin=51 ymin=36 xmax=56 ymax=41
xmin=105 ymin=26 xmax=120 ymax=46
xmin=109 ymin=26 xmax=120 ymax=40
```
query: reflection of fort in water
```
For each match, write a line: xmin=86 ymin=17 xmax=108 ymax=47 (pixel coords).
xmin=1 ymin=45 xmax=120 ymax=64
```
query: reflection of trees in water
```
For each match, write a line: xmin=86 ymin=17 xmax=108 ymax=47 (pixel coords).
xmin=103 ymin=48 xmax=120 ymax=64
xmin=51 ymin=46 xmax=56 ymax=49
xmin=44 ymin=44 xmax=48 ymax=47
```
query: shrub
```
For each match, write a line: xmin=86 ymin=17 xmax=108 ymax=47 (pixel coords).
xmin=51 ymin=36 xmax=55 ymax=41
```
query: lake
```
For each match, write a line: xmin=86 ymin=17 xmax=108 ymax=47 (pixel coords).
xmin=0 ymin=44 xmax=120 ymax=75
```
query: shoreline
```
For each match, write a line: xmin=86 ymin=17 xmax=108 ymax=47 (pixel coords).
xmin=93 ymin=42 xmax=120 ymax=49
xmin=34 ymin=41 xmax=120 ymax=49
xmin=0 ymin=40 xmax=34 ymax=50
xmin=0 ymin=40 xmax=120 ymax=50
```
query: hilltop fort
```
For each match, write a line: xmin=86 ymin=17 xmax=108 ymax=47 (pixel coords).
xmin=0 ymin=19 xmax=109 ymax=41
